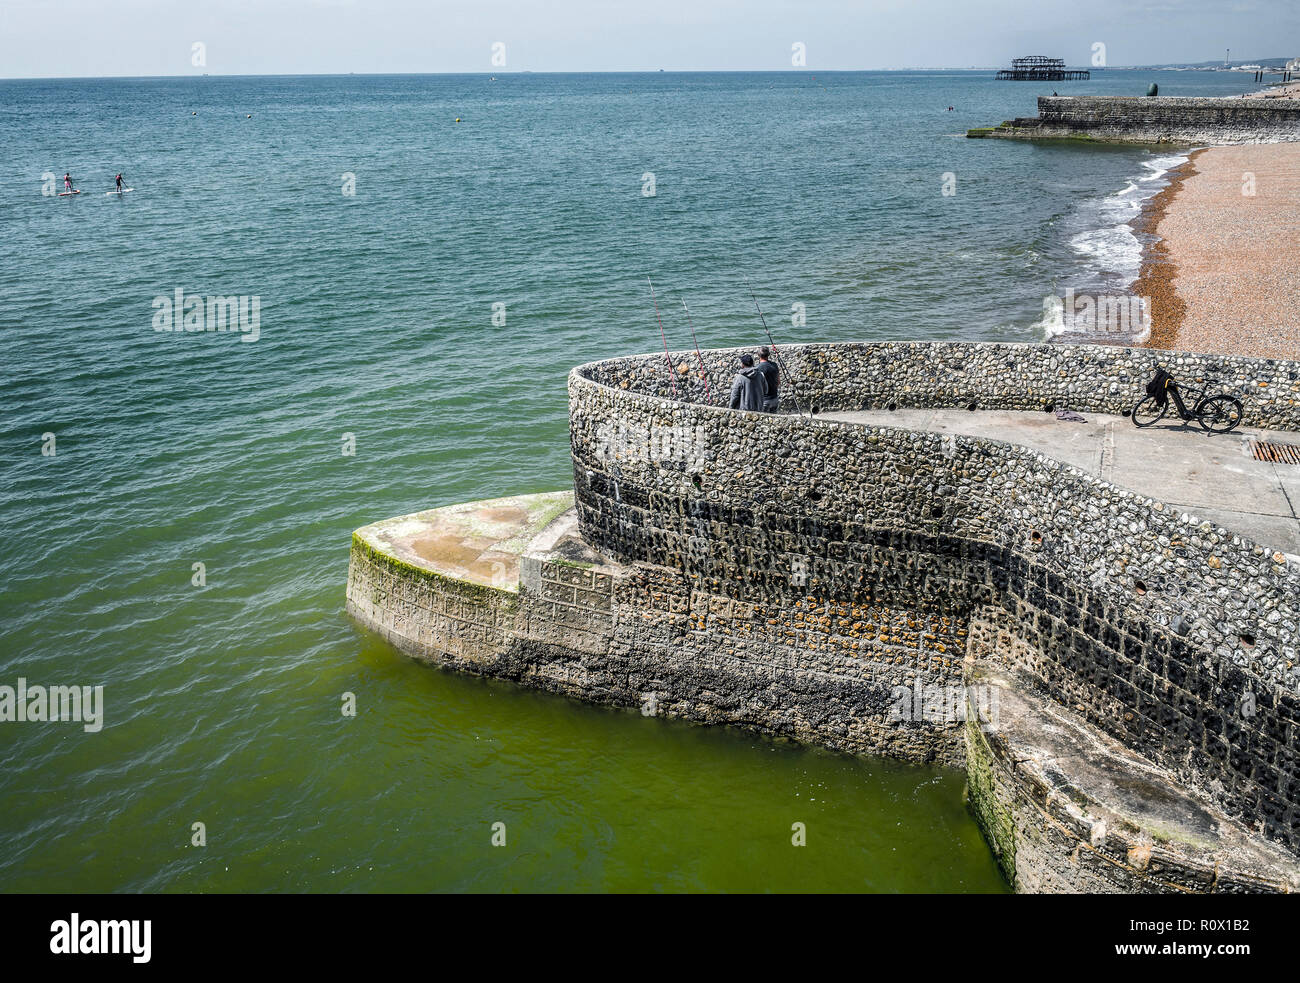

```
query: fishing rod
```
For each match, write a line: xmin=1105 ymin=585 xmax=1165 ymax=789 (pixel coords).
xmin=677 ymin=295 xmax=712 ymax=403
xmin=647 ymin=276 xmax=678 ymax=397
xmin=744 ymin=276 xmax=807 ymax=417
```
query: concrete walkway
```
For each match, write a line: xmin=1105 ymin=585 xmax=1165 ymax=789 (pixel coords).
xmin=822 ymin=408 xmax=1300 ymax=557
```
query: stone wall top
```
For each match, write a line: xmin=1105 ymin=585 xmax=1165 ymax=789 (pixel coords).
xmin=573 ymin=341 xmax=1300 ymax=432
xmin=1037 ymin=95 xmax=1300 ymax=116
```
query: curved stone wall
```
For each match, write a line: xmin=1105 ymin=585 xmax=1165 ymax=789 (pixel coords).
xmin=578 ymin=341 xmax=1300 ymax=429
xmin=569 ymin=342 xmax=1300 ymax=852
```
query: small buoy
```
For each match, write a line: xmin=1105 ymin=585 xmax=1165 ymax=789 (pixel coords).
xmin=246 ymin=114 xmax=252 ymax=118
xmin=455 ymin=117 xmax=461 ymax=122
xmin=191 ymin=111 xmax=197 ymax=115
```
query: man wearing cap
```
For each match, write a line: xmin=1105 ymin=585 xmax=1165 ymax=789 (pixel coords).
xmin=756 ymin=346 xmax=780 ymax=413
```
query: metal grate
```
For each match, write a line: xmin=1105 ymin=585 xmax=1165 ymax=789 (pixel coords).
xmin=1250 ymin=439 xmax=1300 ymax=465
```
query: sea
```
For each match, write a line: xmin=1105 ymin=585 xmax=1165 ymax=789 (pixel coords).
xmin=0 ymin=69 xmax=1261 ymax=892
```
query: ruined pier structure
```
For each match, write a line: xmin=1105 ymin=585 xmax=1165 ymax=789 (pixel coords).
xmin=348 ymin=342 xmax=1300 ymax=892
xmin=996 ymin=56 xmax=1090 ymax=82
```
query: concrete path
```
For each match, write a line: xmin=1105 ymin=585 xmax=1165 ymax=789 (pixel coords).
xmin=821 ymin=408 xmax=1300 ymax=557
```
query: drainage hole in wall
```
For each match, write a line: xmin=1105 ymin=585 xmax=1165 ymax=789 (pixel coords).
xmin=930 ymin=504 xmax=944 ymax=519
xmin=1134 ymin=580 xmax=1148 ymax=596
xmin=690 ymin=473 xmax=703 ymax=491
xmin=1239 ymin=633 xmax=1256 ymax=649
xmin=966 ymin=401 xmax=978 ymax=412
xmin=811 ymin=404 xmax=821 ymax=415
xmin=1031 ymin=530 xmax=1043 ymax=544
xmin=807 ymin=489 xmax=824 ymax=503
xmin=887 ymin=402 xmax=898 ymax=412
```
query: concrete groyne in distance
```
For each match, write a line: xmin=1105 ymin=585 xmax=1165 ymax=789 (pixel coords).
xmin=969 ymin=95 xmax=1300 ymax=144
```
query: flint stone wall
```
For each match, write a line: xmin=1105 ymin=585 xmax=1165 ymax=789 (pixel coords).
xmin=348 ymin=530 xmax=963 ymax=762
xmin=569 ymin=341 xmax=1300 ymax=851
xmin=986 ymin=96 xmax=1300 ymax=144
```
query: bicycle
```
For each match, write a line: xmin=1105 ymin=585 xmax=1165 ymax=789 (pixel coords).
xmin=1131 ymin=369 xmax=1243 ymax=433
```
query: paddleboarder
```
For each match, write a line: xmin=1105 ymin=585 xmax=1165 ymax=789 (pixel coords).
xmin=63 ymin=172 xmax=73 ymax=194
xmin=115 ymin=173 xmax=124 ymax=193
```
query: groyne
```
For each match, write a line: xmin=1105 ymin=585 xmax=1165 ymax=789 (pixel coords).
xmin=969 ymin=96 xmax=1300 ymax=144
xmin=347 ymin=341 xmax=1300 ymax=892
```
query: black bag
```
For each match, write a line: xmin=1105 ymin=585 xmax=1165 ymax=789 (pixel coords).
xmin=1146 ymin=367 xmax=1173 ymax=403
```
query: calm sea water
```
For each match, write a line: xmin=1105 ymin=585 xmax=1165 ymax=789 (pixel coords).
xmin=0 ymin=69 xmax=1260 ymax=893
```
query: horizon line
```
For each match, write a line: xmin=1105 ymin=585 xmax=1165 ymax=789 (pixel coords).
xmin=2 ymin=65 xmax=1244 ymax=83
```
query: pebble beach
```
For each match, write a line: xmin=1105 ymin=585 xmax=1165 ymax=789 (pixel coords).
xmin=1138 ymin=141 xmax=1300 ymax=359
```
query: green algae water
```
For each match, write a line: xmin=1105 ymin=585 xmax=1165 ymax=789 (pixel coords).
xmin=0 ymin=70 xmax=1259 ymax=893
xmin=1 ymin=637 xmax=1004 ymax=892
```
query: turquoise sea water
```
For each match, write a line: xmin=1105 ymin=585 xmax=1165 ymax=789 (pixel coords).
xmin=0 ymin=70 xmax=1261 ymax=893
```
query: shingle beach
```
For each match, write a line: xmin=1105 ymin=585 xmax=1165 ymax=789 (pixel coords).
xmin=1137 ymin=141 xmax=1300 ymax=359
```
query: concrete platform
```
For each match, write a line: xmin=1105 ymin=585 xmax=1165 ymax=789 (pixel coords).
xmin=969 ymin=663 xmax=1300 ymax=893
xmin=351 ymin=491 xmax=576 ymax=591
xmin=822 ymin=408 xmax=1300 ymax=557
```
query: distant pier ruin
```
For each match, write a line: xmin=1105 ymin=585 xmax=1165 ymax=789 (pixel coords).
xmin=997 ymin=56 xmax=1089 ymax=81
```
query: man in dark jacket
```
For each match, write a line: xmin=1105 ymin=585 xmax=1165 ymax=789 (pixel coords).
xmin=756 ymin=346 xmax=779 ymax=413
xmin=729 ymin=353 xmax=767 ymax=412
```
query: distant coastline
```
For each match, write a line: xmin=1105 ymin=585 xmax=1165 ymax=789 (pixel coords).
xmin=0 ymin=66 xmax=1285 ymax=83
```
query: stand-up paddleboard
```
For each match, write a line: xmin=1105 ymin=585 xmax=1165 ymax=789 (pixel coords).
xmin=58 ymin=190 xmax=81 ymax=197
xmin=106 ymin=188 xmax=134 ymax=196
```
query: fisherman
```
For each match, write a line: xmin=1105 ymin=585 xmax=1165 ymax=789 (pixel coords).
xmin=728 ymin=353 xmax=767 ymax=412
xmin=755 ymin=346 xmax=780 ymax=412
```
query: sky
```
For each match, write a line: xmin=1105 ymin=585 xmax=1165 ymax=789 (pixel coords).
xmin=1 ymin=0 xmax=1297 ymax=78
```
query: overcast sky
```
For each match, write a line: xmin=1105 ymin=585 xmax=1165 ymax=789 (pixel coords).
xmin=2 ymin=0 xmax=1296 ymax=78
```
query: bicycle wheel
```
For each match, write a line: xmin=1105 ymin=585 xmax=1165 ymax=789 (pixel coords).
xmin=1198 ymin=395 xmax=1243 ymax=434
xmin=1131 ymin=396 xmax=1166 ymax=428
